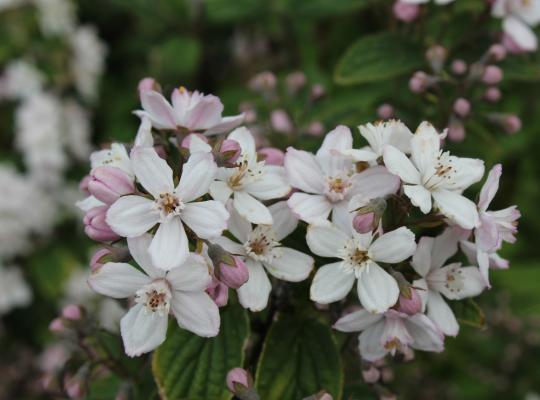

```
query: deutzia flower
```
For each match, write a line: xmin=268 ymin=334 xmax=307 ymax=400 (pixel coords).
xmin=333 ymin=308 xmax=444 ymax=362
xmin=106 ymin=147 xmax=229 ymax=270
xmin=492 ymin=0 xmax=540 ymax=52
xmin=137 ymin=86 xmax=244 ymax=134
xmin=88 ymin=235 xmax=219 ymax=356
xmin=209 ymin=127 xmax=291 ymax=225
xmin=411 ymin=230 xmax=485 ymax=336
xmin=383 ymin=121 xmax=485 ymax=229
xmin=0 ymin=263 xmax=32 ymax=315
xmin=211 ymin=202 xmax=314 ymax=311
xmin=307 ymin=214 xmax=416 ymax=313
xmin=285 ymin=125 xmax=400 ymax=225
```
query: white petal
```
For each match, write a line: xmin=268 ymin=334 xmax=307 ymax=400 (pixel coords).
xmin=140 ymin=90 xmax=176 ymax=129
xmin=176 ymin=152 xmax=217 ymax=202
xmin=121 ymin=304 xmax=168 ymax=357
xmin=228 ymin=127 xmax=256 ymax=160
xmin=411 ymin=237 xmax=434 ymax=277
xmin=406 ymin=313 xmax=445 ymax=351
xmin=237 ymin=259 xmax=272 ymax=312
xmin=410 ymin=122 xmax=441 ymax=176
xmin=426 ymin=290 xmax=459 ymax=336
xmin=244 ymin=166 xmax=291 ymax=200
xmin=432 ymin=189 xmax=480 ymax=229
xmin=317 ymin=125 xmax=353 ymax=157
xmin=351 ymin=166 xmax=400 ymax=199
xmin=107 ymin=196 xmax=160 ymax=237
xmin=76 ymin=195 xmax=104 ymax=212
xmin=382 ymin=145 xmax=420 ymax=184
xmin=333 ymin=309 xmax=383 ymax=332
xmin=89 ymin=262 xmax=151 ymax=298
xmin=449 ymin=157 xmax=485 ymax=191
xmin=340 ymin=148 xmax=379 ymax=162
xmin=227 ymin=202 xmax=252 ymax=243
xmin=413 ymin=278 xmax=429 ymax=312
xmin=182 ymin=201 xmax=229 ymax=239
xmin=134 ymin=116 xmax=154 ymax=147
xmin=233 ymin=191 xmax=272 ymax=225
xmin=357 ymin=262 xmax=400 ymax=313
xmin=209 ymin=180 xmax=233 ymax=203
xmin=431 ymin=228 xmax=459 ymax=269
xmin=171 ymin=291 xmax=220 ymax=337
xmin=284 ymin=147 xmax=325 ymax=194
xmin=131 ymin=147 xmax=174 ymax=198
xmin=358 ymin=320 xmax=388 ymax=362
xmin=306 ymin=223 xmax=349 ymax=257
xmin=369 ymin=227 xmax=416 ymax=263
xmin=149 ymin=218 xmax=189 ymax=271
xmin=457 ymin=267 xmax=486 ymax=299
xmin=477 ymin=249 xmax=491 ymax=288
xmin=205 ymin=114 xmax=245 ymax=135
xmin=167 ymin=254 xmax=212 ymax=291
xmin=310 ymin=262 xmax=355 ymax=304
xmin=127 ymin=235 xmax=163 ymax=278
xmin=331 ymin=200 xmax=353 ymax=236
xmin=210 ymin=236 xmax=246 ymax=256
xmin=263 ymin=248 xmax=313 ymax=282
xmin=268 ymin=201 xmax=298 ymax=241
xmin=504 ymin=16 xmax=538 ymax=51
xmin=404 ymin=184 xmax=432 ymax=214
xmin=287 ymin=193 xmax=332 ymax=224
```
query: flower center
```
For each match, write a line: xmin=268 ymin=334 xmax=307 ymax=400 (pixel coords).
xmin=422 ymin=151 xmax=457 ymax=190
xmin=324 ymin=175 xmax=352 ymax=202
xmin=445 ymin=267 xmax=465 ymax=293
xmin=244 ymin=226 xmax=281 ymax=262
xmin=135 ymin=279 xmax=171 ymax=316
xmin=227 ymin=159 xmax=264 ymax=190
xmin=338 ymin=238 xmax=371 ymax=278
xmin=156 ymin=192 xmax=184 ymax=218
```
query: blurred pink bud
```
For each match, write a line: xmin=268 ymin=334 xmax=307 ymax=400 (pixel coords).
xmin=207 ymin=277 xmax=229 ymax=307
xmin=88 ymin=167 xmax=134 ymax=205
xmin=286 ymin=71 xmax=307 ymax=93
xmin=226 ymin=368 xmax=250 ymax=393
xmin=353 ymin=212 xmax=376 ymax=234
xmin=307 ymin=121 xmax=325 ymax=137
xmin=397 ymin=288 xmax=422 ymax=315
xmin=447 ymin=120 xmax=466 ymax=142
xmin=62 ymin=305 xmax=82 ymax=321
xmin=137 ymin=77 xmax=157 ymax=93
xmin=380 ymin=394 xmax=397 ymax=400
xmin=484 ymin=87 xmax=501 ymax=102
xmin=84 ymin=206 xmax=120 ymax=242
xmin=377 ymin=103 xmax=394 ymax=120
xmin=180 ymin=133 xmax=208 ymax=149
xmin=451 ymin=59 xmax=467 ymax=75
xmin=271 ymin=109 xmax=294 ymax=134
xmin=220 ymin=139 xmax=241 ymax=166
xmin=319 ymin=394 xmax=333 ymax=400
xmin=90 ymin=248 xmax=112 ymax=271
xmin=310 ymin=84 xmax=326 ymax=100
xmin=258 ymin=147 xmax=285 ymax=166
xmin=49 ymin=318 xmax=65 ymax=333
xmin=249 ymin=71 xmax=276 ymax=91
xmin=482 ymin=65 xmax=503 ymax=85
xmin=426 ymin=45 xmax=447 ymax=72
xmin=64 ymin=375 xmax=85 ymax=399
xmin=504 ymin=115 xmax=521 ymax=134
xmin=217 ymin=256 xmax=249 ymax=289
xmin=489 ymin=44 xmax=507 ymax=62
xmin=362 ymin=365 xmax=381 ymax=383
xmin=79 ymin=175 xmax=91 ymax=194
xmin=409 ymin=71 xmax=432 ymax=93
xmin=393 ymin=1 xmax=419 ymax=22
xmin=453 ymin=98 xmax=471 ymax=118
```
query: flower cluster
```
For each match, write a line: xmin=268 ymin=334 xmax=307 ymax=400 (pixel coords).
xmin=80 ymin=80 xmax=519 ymax=364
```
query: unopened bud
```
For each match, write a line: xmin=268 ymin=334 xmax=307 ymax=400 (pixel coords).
xmin=137 ymin=77 xmax=160 ymax=93
xmin=249 ymin=71 xmax=276 ymax=91
xmin=79 ymin=175 xmax=91 ymax=194
xmin=503 ymin=114 xmax=521 ymax=134
xmin=219 ymin=139 xmax=241 ymax=166
xmin=207 ymin=277 xmax=229 ymax=307
xmin=482 ymin=65 xmax=503 ymax=85
xmin=218 ymin=256 xmax=249 ymax=289
xmin=484 ymin=86 xmax=501 ymax=102
xmin=226 ymin=368 xmax=250 ymax=394
xmin=349 ymin=196 xmax=385 ymax=234
xmin=64 ymin=373 xmax=86 ymax=399
xmin=88 ymin=166 xmax=134 ymax=205
xmin=62 ymin=304 xmax=83 ymax=321
xmin=90 ymin=248 xmax=112 ymax=271
xmin=393 ymin=1 xmax=419 ymax=23
xmin=488 ymin=44 xmax=507 ymax=62
xmin=451 ymin=59 xmax=467 ymax=75
xmin=49 ymin=318 xmax=65 ymax=333
xmin=426 ymin=45 xmax=447 ymax=72
xmin=258 ymin=147 xmax=285 ymax=166
xmin=353 ymin=212 xmax=376 ymax=234
xmin=307 ymin=121 xmax=324 ymax=137
xmin=271 ymin=109 xmax=294 ymax=134
xmin=362 ymin=365 xmax=381 ymax=383
xmin=83 ymin=206 xmax=120 ymax=242
xmin=409 ymin=71 xmax=435 ymax=93
xmin=397 ymin=287 xmax=422 ymax=315
xmin=310 ymin=84 xmax=326 ymax=100
xmin=377 ymin=103 xmax=394 ymax=120
xmin=453 ymin=98 xmax=471 ymax=118
xmin=286 ymin=71 xmax=307 ymax=93
xmin=447 ymin=119 xmax=466 ymax=142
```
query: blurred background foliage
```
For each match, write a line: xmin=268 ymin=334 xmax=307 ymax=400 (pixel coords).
xmin=1 ymin=0 xmax=540 ymax=399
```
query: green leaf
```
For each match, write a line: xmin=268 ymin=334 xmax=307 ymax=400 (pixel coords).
xmin=255 ymin=314 xmax=343 ymax=400
xmin=152 ymin=303 xmax=249 ymax=400
xmin=279 ymin=0 xmax=370 ymax=18
xmin=501 ymin=57 xmax=540 ymax=82
xmin=205 ymin=0 xmax=267 ymax=23
xmin=150 ymin=37 xmax=201 ymax=81
xmin=453 ymin=299 xmax=486 ymax=329
xmin=334 ymin=32 xmax=423 ymax=85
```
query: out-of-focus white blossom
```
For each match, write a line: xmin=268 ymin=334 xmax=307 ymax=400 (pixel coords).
xmin=0 ymin=263 xmax=32 ymax=315
xmin=62 ymin=99 xmax=92 ymax=161
xmin=33 ymin=0 xmax=76 ymax=36
xmin=0 ymin=60 xmax=44 ymax=100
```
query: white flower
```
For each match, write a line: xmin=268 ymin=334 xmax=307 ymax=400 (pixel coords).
xmin=63 ymin=99 xmax=91 ymax=161
xmin=88 ymin=235 xmax=220 ymax=356
xmin=0 ymin=263 xmax=32 ymax=315
xmin=411 ymin=229 xmax=485 ymax=336
xmin=0 ymin=60 xmax=44 ymax=100
xmin=307 ymin=215 xmax=416 ymax=313
xmin=383 ymin=122 xmax=484 ymax=229
xmin=209 ymin=127 xmax=290 ymax=225
xmin=285 ymin=125 xmax=400 ymax=225
xmin=33 ymin=0 xmax=76 ymax=37
xmin=333 ymin=308 xmax=444 ymax=362
xmin=211 ymin=202 xmax=313 ymax=311
xmin=492 ymin=0 xmax=540 ymax=51
xmin=90 ymin=143 xmax=132 ymax=177
xmin=107 ymin=147 xmax=229 ymax=270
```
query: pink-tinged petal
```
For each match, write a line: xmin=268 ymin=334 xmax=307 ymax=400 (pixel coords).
xmin=205 ymin=114 xmax=245 ymax=135
xmin=413 ymin=278 xmax=429 ymax=312
xmin=244 ymin=166 xmax=291 ymax=200
xmin=358 ymin=320 xmax=388 ymax=361
xmin=317 ymin=125 xmax=353 ymax=157
xmin=382 ymin=145 xmax=420 ymax=185
xmin=209 ymin=181 xmax=233 ymax=203
xmin=228 ymin=127 xmax=256 ymax=160
xmin=182 ymin=95 xmax=223 ymax=130
xmin=382 ymin=317 xmax=413 ymax=348
xmin=268 ymin=201 xmax=298 ymax=241
xmin=121 ymin=304 xmax=168 ymax=357
xmin=477 ymin=250 xmax=491 ymax=288
xmin=106 ymin=196 xmax=160 ymax=237
xmin=478 ymin=164 xmax=502 ymax=211
xmin=411 ymin=237 xmax=434 ymax=277
xmin=306 ymin=223 xmax=349 ymax=257
xmin=182 ymin=201 xmax=229 ymax=239
xmin=226 ymin=203 xmax=252 ymax=243
xmin=233 ymin=191 xmax=272 ymax=225
xmin=410 ymin=122 xmax=441 ymax=176
xmin=425 ymin=290 xmax=459 ymax=337
xmin=176 ymin=152 xmax=217 ymax=202
xmin=287 ymin=193 xmax=332 ymax=224
xmin=333 ymin=309 xmax=383 ymax=333
xmin=432 ymin=189 xmax=479 ymax=229
xmin=263 ymin=247 xmax=313 ymax=282
xmin=310 ymin=262 xmax=355 ymax=304
xmin=284 ymin=147 xmax=325 ymax=194
xmin=237 ymin=259 xmax=272 ymax=312
xmin=187 ymin=134 xmax=212 ymax=153
xmin=503 ymin=16 xmax=538 ymax=52
xmin=140 ymin=90 xmax=176 ymax=130
xmin=149 ymin=218 xmax=189 ymax=271
xmin=340 ymin=148 xmax=379 ymax=162
xmin=369 ymin=227 xmax=416 ymax=263
xmin=430 ymin=228 xmax=459 ymax=269
xmin=134 ymin=116 xmax=154 ymax=147
xmin=131 ymin=147 xmax=174 ymax=198
xmin=88 ymin=262 xmax=151 ymax=299
xmin=352 ymin=166 xmax=400 ymax=199
xmin=127 ymin=235 xmax=164 ymax=278
xmin=404 ymin=184 xmax=432 ymax=214
xmin=167 ymin=254 xmax=211 ymax=292
xmin=406 ymin=313 xmax=445 ymax=350
xmin=171 ymin=291 xmax=220 ymax=337
xmin=475 ymin=215 xmax=500 ymax=252
xmin=357 ymin=262 xmax=400 ymax=313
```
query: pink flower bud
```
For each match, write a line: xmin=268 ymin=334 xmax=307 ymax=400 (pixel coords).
xmin=353 ymin=212 xmax=376 ymax=234
xmin=62 ymin=304 xmax=82 ymax=321
xmin=409 ymin=71 xmax=432 ymax=93
xmin=88 ymin=167 xmax=134 ymax=205
xmin=286 ymin=71 xmax=307 ymax=93
xmin=311 ymin=84 xmax=326 ymax=100
xmin=377 ymin=103 xmax=394 ymax=120
xmin=319 ymin=394 xmax=333 ymax=400
xmin=90 ymin=248 xmax=112 ymax=271
xmin=83 ymin=206 xmax=120 ymax=242
xmin=180 ymin=133 xmax=208 ymax=149
xmin=226 ymin=368 xmax=250 ymax=393
xmin=362 ymin=365 xmax=381 ymax=383
xmin=397 ymin=287 xmax=422 ymax=315
xmin=79 ymin=175 xmax=91 ymax=194
xmin=426 ymin=45 xmax=447 ymax=72
xmin=220 ymin=139 xmax=241 ymax=166
xmin=451 ymin=59 xmax=467 ymax=75
xmin=489 ymin=44 xmax=507 ymax=62
xmin=64 ymin=374 xmax=86 ymax=399
xmin=249 ymin=71 xmax=276 ymax=91
xmin=482 ymin=65 xmax=503 ymax=85
xmin=504 ymin=114 xmax=521 ymax=134
xmin=484 ymin=87 xmax=501 ymax=102
xmin=447 ymin=120 xmax=466 ymax=142
xmin=271 ymin=109 xmax=294 ymax=134
xmin=137 ymin=77 xmax=158 ymax=93
xmin=453 ymin=98 xmax=471 ymax=118
xmin=258 ymin=147 xmax=285 ymax=166
xmin=207 ymin=277 xmax=229 ymax=307
xmin=49 ymin=318 xmax=65 ymax=333
xmin=393 ymin=1 xmax=419 ymax=22
xmin=307 ymin=121 xmax=324 ymax=137
xmin=217 ymin=256 xmax=249 ymax=289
